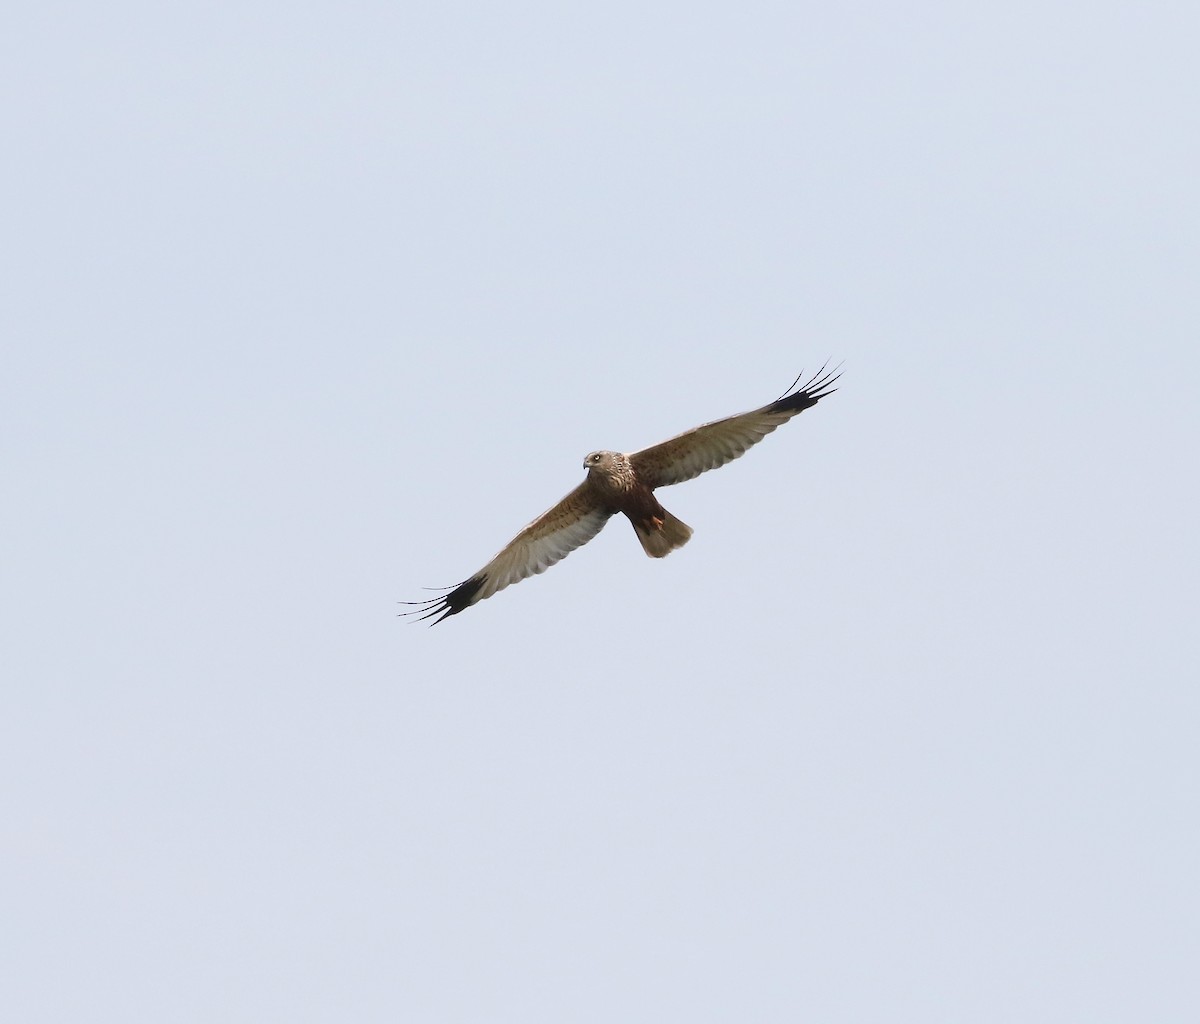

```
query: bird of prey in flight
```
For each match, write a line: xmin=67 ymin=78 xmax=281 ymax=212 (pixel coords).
xmin=403 ymin=366 xmax=839 ymax=624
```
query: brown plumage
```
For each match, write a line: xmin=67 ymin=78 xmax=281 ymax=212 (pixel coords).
xmin=402 ymin=366 xmax=839 ymax=624
xmin=580 ymin=449 xmax=693 ymax=558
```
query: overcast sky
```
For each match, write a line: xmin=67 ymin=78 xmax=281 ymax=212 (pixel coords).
xmin=3 ymin=1 xmax=1198 ymax=1021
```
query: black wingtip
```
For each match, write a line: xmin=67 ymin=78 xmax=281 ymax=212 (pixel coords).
xmin=768 ymin=361 xmax=842 ymax=413
xmin=399 ymin=575 xmax=487 ymax=626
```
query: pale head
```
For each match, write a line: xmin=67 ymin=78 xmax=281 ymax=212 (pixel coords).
xmin=583 ymin=450 xmax=618 ymax=471
xmin=583 ymin=450 xmax=636 ymax=493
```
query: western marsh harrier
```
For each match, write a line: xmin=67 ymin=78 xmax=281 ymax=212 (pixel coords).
xmin=403 ymin=367 xmax=839 ymax=623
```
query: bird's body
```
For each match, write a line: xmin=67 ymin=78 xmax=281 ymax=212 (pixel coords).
xmin=583 ymin=449 xmax=692 ymax=558
xmin=403 ymin=367 xmax=839 ymax=623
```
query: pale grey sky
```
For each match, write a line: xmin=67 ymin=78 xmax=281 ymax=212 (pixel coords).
xmin=3 ymin=1 xmax=1198 ymax=1021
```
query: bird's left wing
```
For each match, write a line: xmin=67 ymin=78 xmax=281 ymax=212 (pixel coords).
xmin=630 ymin=366 xmax=839 ymax=488
xmin=402 ymin=481 xmax=613 ymax=624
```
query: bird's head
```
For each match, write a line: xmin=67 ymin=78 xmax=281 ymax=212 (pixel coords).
xmin=583 ymin=450 xmax=617 ymax=472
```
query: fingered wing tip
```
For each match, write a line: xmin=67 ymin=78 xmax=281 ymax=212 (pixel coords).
xmin=399 ymin=575 xmax=486 ymax=626
xmin=770 ymin=361 xmax=842 ymax=409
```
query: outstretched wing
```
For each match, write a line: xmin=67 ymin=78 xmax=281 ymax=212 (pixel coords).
xmin=402 ymin=481 xmax=613 ymax=625
xmin=630 ymin=366 xmax=840 ymax=488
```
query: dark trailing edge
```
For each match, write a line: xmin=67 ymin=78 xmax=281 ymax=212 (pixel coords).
xmin=399 ymin=575 xmax=486 ymax=626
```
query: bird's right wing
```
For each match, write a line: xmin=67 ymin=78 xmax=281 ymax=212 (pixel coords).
xmin=402 ymin=481 xmax=613 ymax=624
xmin=630 ymin=366 xmax=839 ymax=488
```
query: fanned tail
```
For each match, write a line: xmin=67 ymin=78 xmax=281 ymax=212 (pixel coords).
xmin=632 ymin=509 xmax=693 ymax=558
